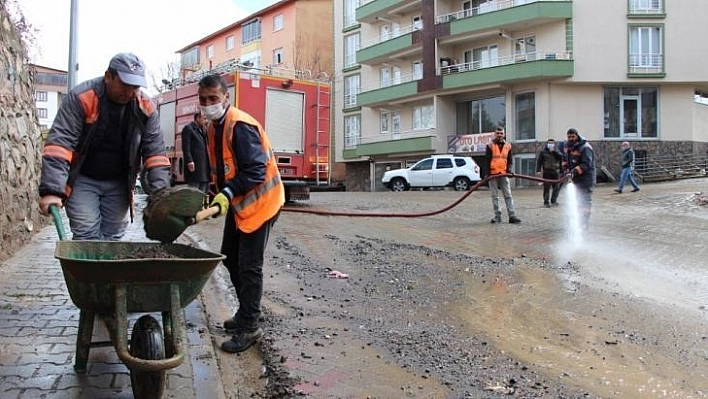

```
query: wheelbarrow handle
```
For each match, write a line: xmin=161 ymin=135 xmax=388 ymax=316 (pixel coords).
xmin=49 ymin=204 xmax=68 ymax=241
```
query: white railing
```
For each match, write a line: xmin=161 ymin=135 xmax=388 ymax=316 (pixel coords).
xmin=360 ymin=128 xmax=435 ymax=145
xmin=629 ymin=53 xmax=663 ymax=74
xmin=629 ymin=0 xmax=664 ymax=14
xmin=359 ymin=72 xmax=422 ymax=93
xmin=439 ymin=50 xmax=572 ymax=75
xmin=359 ymin=23 xmax=421 ymax=50
xmin=436 ymin=0 xmax=566 ymax=24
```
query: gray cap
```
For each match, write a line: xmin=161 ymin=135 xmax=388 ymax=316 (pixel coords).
xmin=108 ymin=53 xmax=147 ymax=87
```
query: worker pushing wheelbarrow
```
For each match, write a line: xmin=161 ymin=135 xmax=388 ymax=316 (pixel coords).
xmin=50 ymin=186 xmax=223 ymax=398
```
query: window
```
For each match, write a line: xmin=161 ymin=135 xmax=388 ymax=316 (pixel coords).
xmin=242 ymin=19 xmax=262 ymax=44
xmin=34 ymin=73 xmax=67 ymax=86
xmin=472 ymin=45 xmax=498 ymax=69
xmin=629 ymin=26 xmax=663 ymax=74
xmin=344 ymin=74 xmax=360 ymax=108
xmin=392 ymin=110 xmax=401 ymax=139
xmin=226 ymin=35 xmax=235 ymax=51
xmin=412 ymin=62 xmax=422 ymax=79
xmin=412 ymin=158 xmax=433 ymax=171
xmin=380 ymin=111 xmax=389 ymax=133
xmin=629 ymin=0 xmax=663 ymax=14
xmin=456 ymin=95 xmax=505 ymax=135
xmin=241 ymin=50 xmax=261 ymax=69
xmin=515 ymin=92 xmax=535 ymax=141
xmin=344 ymin=114 xmax=360 ymax=148
xmin=380 ymin=67 xmax=391 ymax=87
xmin=344 ymin=33 xmax=360 ymax=68
xmin=206 ymin=45 xmax=214 ymax=59
xmin=413 ymin=16 xmax=422 ymax=30
xmin=273 ymin=48 xmax=284 ymax=65
xmin=181 ymin=46 xmax=200 ymax=69
xmin=273 ymin=14 xmax=283 ymax=31
xmin=604 ymin=86 xmax=658 ymax=138
xmin=37 ymin=108 xmax=48 ymax=118
xmin=413 ymin=105 xmax=434 ymax=130
xmin=513 ymin=154 xmax=537 ymax=187
xmin=343 ymin=0 xmax=357 ymax=28
xmin=35 ymin=91 xmax=48 ymax=102
xmin=515 ymin=36 xmax=536 ymax=61
xmin=436 ymin=158 xmax=453 ymax=169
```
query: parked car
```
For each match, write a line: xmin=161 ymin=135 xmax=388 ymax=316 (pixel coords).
xmin=382 ymin=155 xmax=481 ymax=191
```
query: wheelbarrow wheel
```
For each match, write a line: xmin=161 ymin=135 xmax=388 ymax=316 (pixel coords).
xmin=129 ymin=315 xmax=166 ymax=399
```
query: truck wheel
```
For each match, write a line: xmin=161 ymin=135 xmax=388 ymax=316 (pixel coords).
xmin=453 ymin=176 xmax=471 ymax=191
xmin=129 ymin=315 xmax=166 ymax=399
xmin=390 ymin=178 xmax=408 ymax=192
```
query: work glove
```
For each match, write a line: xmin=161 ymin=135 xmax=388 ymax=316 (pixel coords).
xmin=209 ymin=192 xmax=230 ymax=218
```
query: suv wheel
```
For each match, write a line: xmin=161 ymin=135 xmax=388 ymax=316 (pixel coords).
xmin=453 ymin=176 xmax=471 ymax=191
xmin=390 ymin=177 xmax=408 ymax=192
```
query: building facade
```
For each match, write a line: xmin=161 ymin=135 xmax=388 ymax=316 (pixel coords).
xmin=31 ymin=65 xmax=68 ymax=134
xmin=334 ymin=0 xmax=708 ymax=192
xmin=175 ymin=0 xmax=333 ymax=83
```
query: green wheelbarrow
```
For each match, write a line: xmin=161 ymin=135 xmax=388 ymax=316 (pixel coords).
xmin=50 ymin=205 xmax=225 ymax=399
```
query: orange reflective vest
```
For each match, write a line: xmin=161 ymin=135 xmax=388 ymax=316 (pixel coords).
xmin=208 ymin=107 xmax=285 ymax=233
xmin=488 ymin=142 xmax=511 ymax=175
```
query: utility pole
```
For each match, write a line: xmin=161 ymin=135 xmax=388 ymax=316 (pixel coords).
xmin=67 ymin=0 xmax=79 ymax=90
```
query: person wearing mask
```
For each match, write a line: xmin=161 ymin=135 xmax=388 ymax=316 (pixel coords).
xmin=38 ymin=53 xmax=170 ymax=240
xmin=614 ymin=141 xmax=640 ymax=194
xmin=198 ymin=74 xmax=285 ymax=353
xmin=485 ymin=127 xmax=521 ymax=224
xmin=536 ymin=138 xmax=563 ymax=207
xmin=564 ymin=128 xmax=596 ymax=229
xmin=182 ymin=112 xmax=211 ymax=193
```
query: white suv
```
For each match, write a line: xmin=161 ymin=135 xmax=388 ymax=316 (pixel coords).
xmin=382 ymin=155 xmax=481 ymax=192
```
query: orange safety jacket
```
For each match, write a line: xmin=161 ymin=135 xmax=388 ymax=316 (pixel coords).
xmin=488 ymin=142 xmax=511 ymax=175
xmin=208 ymin=107 xmax=285 ymax=233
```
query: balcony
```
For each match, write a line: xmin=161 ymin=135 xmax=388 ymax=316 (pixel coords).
xmin=343 ymin=133 xmax=436 ymax=158
xmin=436 ymin=0 xmax=572 ymax=38
xmin=440 ymin=51 xmax=573 ymax=89
xmin=357 ymin=24 xmax=421 ymax=64
xmin=357 ymin=73 xmax=421 ymax=107
xmin=356 ymin=0 xmax=421 ymax=24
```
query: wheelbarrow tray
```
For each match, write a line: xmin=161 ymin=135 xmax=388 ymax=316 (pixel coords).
xmin=55 ymin=241 xmax=225 ymax=314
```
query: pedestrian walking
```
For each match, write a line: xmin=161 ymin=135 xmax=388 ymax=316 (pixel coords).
xmin=614 ymin=141 xmax=640 ymax=193
xmin=485 ymin=127 xmax=521 ymax=224
xmin=182 ymin=112 xmax=211 ymax=193
xmin=564 ymin=128 xmax=596 ymax=229
xmin=536 ymin=138 xmax=563 ymax=207
xmin=198 ymin=74 xmax=285 ymax=353
xmin=38 ymin=53 xmax=171 ymax=240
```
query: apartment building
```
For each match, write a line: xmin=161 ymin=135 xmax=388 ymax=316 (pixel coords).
xmin=175 ymin=0 xmax=333 ymax=82
xmin=31 ymin=64 xmax=68 ymax=133
xmin=335 ymin=0 xmax=708 ymax=191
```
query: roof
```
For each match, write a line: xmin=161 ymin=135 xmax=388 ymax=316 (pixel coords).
xmin=30 ymin=64 xmax=68 ymax=74
xmin=175 ymin=0 xmax=293 ymax=53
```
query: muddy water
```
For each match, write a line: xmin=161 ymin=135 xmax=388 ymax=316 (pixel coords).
xmin=454 ymin=263 xmax=708 ymax=398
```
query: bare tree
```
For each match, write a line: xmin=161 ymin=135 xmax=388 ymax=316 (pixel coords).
xmin=149 ymin=60 xmax=181 ymax=94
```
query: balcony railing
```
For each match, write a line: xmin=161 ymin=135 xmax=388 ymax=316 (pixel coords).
xmin=359 ymin=71 xmax=422 ymax=94
xmin=628 ymin=0 xmax=664 ymax=14
xmin=359 ymin=23 xmax=421 ymax=50
xmin=440 ymin=50 xmax=572 ymax=75
xmin=436 ymin=0 xmax=566 ymax=24
xmin=629 ymin=53 xmax=663 ymax=74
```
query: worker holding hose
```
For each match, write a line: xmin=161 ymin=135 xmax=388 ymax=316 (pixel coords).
xmin=564 ymin=128 xmax=596 ymax=229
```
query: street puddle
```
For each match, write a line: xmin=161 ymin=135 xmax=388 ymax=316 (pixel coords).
xmin=454 ymin=265 xmax=708 ymax=398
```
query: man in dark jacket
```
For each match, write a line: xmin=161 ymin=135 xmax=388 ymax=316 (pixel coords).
xmin=38 ymin=53 xmax=170 ymax=240
xmin=564 ymin=128 xmax=596 ymax=229
xmin=536 ymin=138 xmax=563 ymax=207
xmin=614 ymin=141 xmax=640 ymax=194
xmin=182 ymin=112 xmax=210 ymax=193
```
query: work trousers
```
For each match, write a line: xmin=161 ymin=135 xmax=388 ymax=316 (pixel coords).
xmin=489 ymin=175 xmax=517 ymax=218
xmin=64 ymin=173 xmax=129 ymax=240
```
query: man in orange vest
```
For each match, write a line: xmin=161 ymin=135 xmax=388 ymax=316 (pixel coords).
xmin=198 ymin=74 xmax=285 ymax=353
xmin=485 ymin=127 xmax=521 ymax=224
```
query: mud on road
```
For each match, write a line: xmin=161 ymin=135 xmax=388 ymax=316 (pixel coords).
xmin=191 ymin=183 xmax=708 ymax=398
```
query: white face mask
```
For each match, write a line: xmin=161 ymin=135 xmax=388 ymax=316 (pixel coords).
xmin=547 ymin=143 xmax=555 ymax=150
xmin=201 ymin=103 xmax=225 ymax=121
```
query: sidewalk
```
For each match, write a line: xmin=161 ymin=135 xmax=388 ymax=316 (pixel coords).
xmin=0 ymin=202 xmax=224 ymax=399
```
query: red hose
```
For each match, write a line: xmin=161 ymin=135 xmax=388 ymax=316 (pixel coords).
xmin=282 ymin=174 xmax=567 ymax=217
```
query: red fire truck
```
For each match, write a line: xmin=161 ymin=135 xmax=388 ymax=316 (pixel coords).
xmin=153 ymin=62 xmax=331 ymax=202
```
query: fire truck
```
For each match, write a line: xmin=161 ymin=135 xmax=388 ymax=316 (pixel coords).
xmin=153 ymin=61 xmax=331 ymax=202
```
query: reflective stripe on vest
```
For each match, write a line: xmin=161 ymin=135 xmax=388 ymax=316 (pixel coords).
xmin=489 ymin=142 xmax=511 ymax=175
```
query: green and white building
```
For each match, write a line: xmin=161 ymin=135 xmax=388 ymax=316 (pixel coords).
xmin=334 ymin=0 xmax=708 ymax=191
